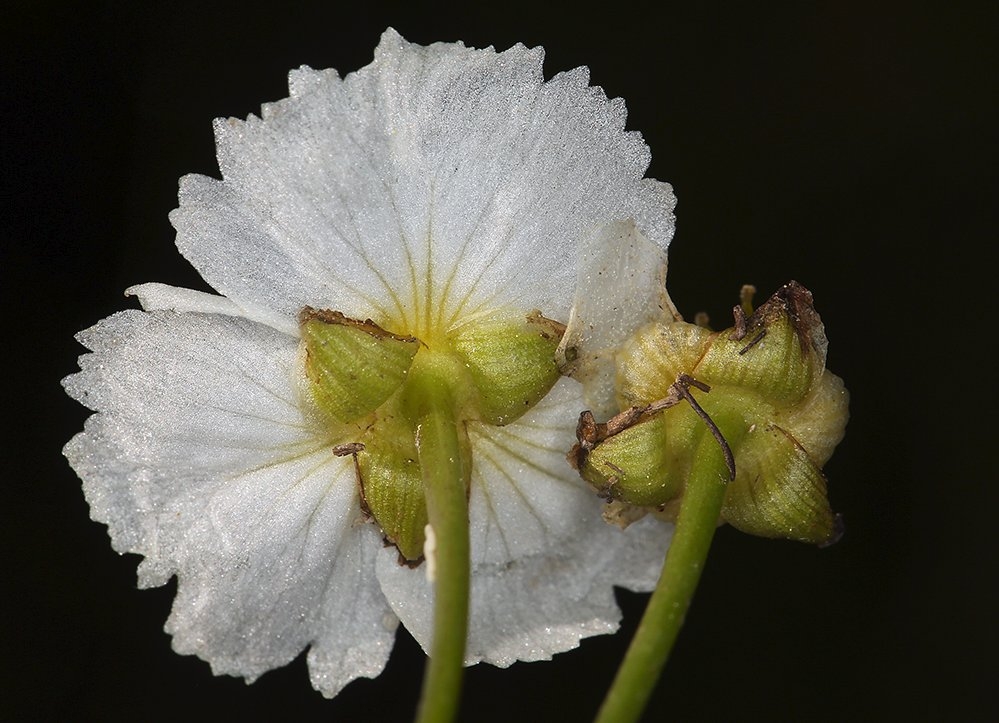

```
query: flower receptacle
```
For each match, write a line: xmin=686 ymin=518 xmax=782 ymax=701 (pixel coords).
xmin=575 ymin=282 xmax=848 ymax=546
xmin=299 ymin=307 xmax=566 ymax=562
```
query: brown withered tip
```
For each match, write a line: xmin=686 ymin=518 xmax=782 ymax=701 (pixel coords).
xmin=396 ymin=549 xmax=425 ymax=569
xmin=346 ymin=445 xmax=372 ymax=521
xmin=526 ymin=309 xmax=567 ymax=341
xmin=332 ymin=442 xmax=365 ymax=457
xmin=377 ymin=535 xmax=425 ymax=569
xmin=732 ymin=281 xmax=826 ymax=357
xmin=298 ymin=306 xmax=419 ymax=343
xmin=569 ymin=406 xmax=648 ymax=470
xmin=567 ymin=410 xmax=598 ymax=471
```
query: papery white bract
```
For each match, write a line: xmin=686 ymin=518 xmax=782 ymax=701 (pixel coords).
xmin=64 ymin=29 xmax=676 ymax=697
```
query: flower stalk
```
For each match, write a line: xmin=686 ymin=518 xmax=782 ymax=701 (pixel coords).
xmin=595 ymin=432 xmax=730 ymax=723
xmin=408 ymin=368 xmax=470 ymax=723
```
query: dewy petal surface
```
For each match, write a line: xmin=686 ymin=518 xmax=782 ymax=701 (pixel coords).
xmin=558 ymin=220 xmax=680 ymax=420
xmin=172 ymin=29 xmax=675 ymax=335
xmin=375 ymin=380 xmax=671 ymax=665
xmin=63 ymin=311 xmax=397 ymax=694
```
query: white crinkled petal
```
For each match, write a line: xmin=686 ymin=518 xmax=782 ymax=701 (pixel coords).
xmin=125 ymin=282 xmax=244 ymax=317
xmin=125 ymin=282 xmax=296 ymax=335
xmin=375 ymin=378 xmax=672 ymax=665
xmin=163 ymin=455 xmax=395 ymax=692
xmin=63 ymin=310 xmax=396 ymax=694
xmin=306 ymin=522 xmax=400 ymax=698
xmin=171 ymin=28 xmax=675 ymax=331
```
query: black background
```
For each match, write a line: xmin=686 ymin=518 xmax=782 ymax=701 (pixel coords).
xmin=4 ymin=2 xmax=996 ymax=721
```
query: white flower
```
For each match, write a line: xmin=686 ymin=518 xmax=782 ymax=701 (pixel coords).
xmin=63 ymin=29 xmax=676 ymax=698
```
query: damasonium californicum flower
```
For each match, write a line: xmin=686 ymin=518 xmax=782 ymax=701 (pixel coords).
xmin=63 ymin=29 xmax=679 ymax=697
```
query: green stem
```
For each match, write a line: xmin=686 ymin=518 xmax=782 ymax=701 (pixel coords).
xmin=412 ymin=374 xmax=470 ymax=723
xmin=595 ymin=433 xmax=730 ymax=723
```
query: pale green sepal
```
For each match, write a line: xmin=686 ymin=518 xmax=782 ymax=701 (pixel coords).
xmin=722 ymin=423 xmax=837 ymax=545
xmin=447 ymin=311 xmax=564 ymax=425
xmin=777 ymin=369 xmax=849 ymax=467
xmin=356 ymin=411 xmax=429 ymax=563
xmin=576 ymin=413 xmax=685 ymax=508
xmin=694 ymin=281 xmax=826 ymax=407
xmin=618 ymin=321 xmax=714 ymax=407
xmin=299 ymin=307 xmax=419 ymax=424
